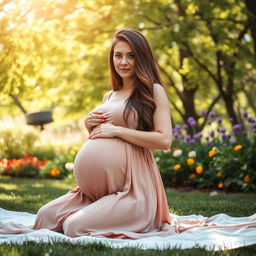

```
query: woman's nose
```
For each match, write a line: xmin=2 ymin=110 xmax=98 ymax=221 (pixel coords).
xmin=120 ymin=57 xmax=128 ymax=65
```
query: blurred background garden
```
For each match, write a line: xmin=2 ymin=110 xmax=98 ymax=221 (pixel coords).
xmin=0 ymin=0 xmax=255 ymax=192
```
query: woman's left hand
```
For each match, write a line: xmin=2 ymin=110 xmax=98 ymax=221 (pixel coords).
xmin=89 ymin=123 xmax=117 ymax=139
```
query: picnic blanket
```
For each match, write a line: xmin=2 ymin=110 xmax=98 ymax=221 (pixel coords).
xmin=0 ymin=208 xmax=256 ymax=251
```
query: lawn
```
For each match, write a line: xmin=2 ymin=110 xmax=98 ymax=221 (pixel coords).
xmin=0 ymin=176 xmax=255 ymax=256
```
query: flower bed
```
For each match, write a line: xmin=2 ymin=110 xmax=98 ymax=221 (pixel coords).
xmin=155 ymin=111 xmax=256 ymax=192
xmin=0 ymin=154 xmax=47 ymax=178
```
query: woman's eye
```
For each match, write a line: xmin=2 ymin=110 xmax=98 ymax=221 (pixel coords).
xmin=128 ymin=54 xmax=134 ymax=59
xmin=114 ymin=54 xmax=122 ymax=58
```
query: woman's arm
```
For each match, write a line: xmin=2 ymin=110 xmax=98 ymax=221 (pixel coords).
xmin=114 ymin=84 xmax=172 ymax=150
xmin=89 ymin=84 xmax=172 ymax=150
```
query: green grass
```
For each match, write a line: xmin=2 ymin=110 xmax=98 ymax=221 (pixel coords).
xmin=0 ymin=176 xmax=255 ymax=256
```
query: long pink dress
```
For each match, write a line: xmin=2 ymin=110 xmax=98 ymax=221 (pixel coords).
xmin=31 ymin=92 xmax=178 ymax=239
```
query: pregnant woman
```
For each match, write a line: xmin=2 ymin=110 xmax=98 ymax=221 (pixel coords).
xmin=30 ymin=28 xmax=177 ymax=239
xmin=1 ymin=28 xmax=256 ymax=245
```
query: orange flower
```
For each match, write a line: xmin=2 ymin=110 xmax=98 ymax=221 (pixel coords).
xmin=218 ymin=182 xmax=224 ymax=189
xmin=173 ymin=164 xmax=181 ymax=171
xmin=187 ymin=158 xmax=195 ymax=165
xmin=50 ymin=168 xmax=60 ymax=177
xmin=171 ymin=177 xmax=176 ymax=183
xmin=196 ymin=165 xmax=203 ymax=175
xmin=216 ymin=171 xmax=222 ymax=177
xmin=208 ymin=149 xmax=216 ymax=157
xmin=243 ymin=175 xmax=250 ymax=183
xmin=234 ymin=144 xmax=242 ymax=151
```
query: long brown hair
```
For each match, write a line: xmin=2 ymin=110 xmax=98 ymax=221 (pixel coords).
xmin=109 ymin=28 xmax=164 ymax=131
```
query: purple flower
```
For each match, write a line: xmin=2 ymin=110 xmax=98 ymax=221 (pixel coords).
xmin=222 ymin=134 xmax=230 ymax=140
xmin=242 ymin=112 xmax=248 ymax=118
xmin=218 ymin=127 xmax=226 ymax=134
xmin=209 ymin=111 xmax=215 ymax=118
xmin=175 ymin=125 xmax=181 ymax=129
xmin=174 ymin=133 xmax=179 ymax=139
xmin=206 ymin=142 xmax=212 ymax=146
xmin=183 ymin=124 xmax=189 ymax=129
xmin=252 ymin=123 xmax=256 ymax=129
xmin=210 ymin=131 xmax=215 ymax=137
xmin=231 ymin=140 xmax=237 ymax=145
xmin=217 ymin=118 xmax=222 ymax=124
xmin=223 ymin=144 xmax=228 ymax=147
xmin=232 ymin=124 xmax=242 ymax=132
xmin=200 ymin=110 xmax=207 ymax=117
xmin=207 ymin=120 xmax=212 ymax=125
xmin=253 ymin=128 xmax=256 ymax=134
xmin=193 ymin=133 xmax=202 ymax=140
xmin=187 ymin=117 xmax=197 ymax=127
xmin=248 ymin=117 xmax=254 ymax=123
xmin=189 ymin=139 xmax=195 ymax=145
xmin=184 ymin=135 xmax=191 ymax=142
xmin=229 ymin=118 xmax=234 ymax=123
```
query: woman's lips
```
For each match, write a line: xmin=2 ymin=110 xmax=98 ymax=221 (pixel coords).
xmin=120 ymin=69 xmax=131 ymax=72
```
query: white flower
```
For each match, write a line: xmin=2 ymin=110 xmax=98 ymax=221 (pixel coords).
xmin=155 ymin=157 xmax=160 ymax=162
xmin=210 ymin=191 xmax=218 ymax=196
xmin=173 ymin=149 xmax=183 ymax=157
xmin=65 ymin=162 xmax=74 ymax=171
xmin=188 ymin=150 xmax=196 ymax=158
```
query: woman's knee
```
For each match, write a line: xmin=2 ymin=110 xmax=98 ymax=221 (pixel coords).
xmin=62 ymin=215 xmax=78 ymax=237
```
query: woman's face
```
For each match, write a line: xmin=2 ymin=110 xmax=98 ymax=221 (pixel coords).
xmin=113 ymin=40 xmax=135 ymax=80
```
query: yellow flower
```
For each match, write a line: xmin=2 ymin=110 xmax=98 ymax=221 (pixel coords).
xmin=234 ymin=144 xmax=242 ymax=151
xmin=216 ymin=171 xmax=222 ymax=177
xmin=173 ymin=164 xmax=181 ymax=171
xmin=243 ymin=175 xmax=250 ymax=183
xmin=50 ymin=168 xmax=60 ymax=177
xmin=196 ymin=165 xmax=203 ymax=175
xmin=187 ymin=158 xmax=195 ymax=165
xmin=208 ymin=149 xmax=216 ymax=157
xmin=218 ymin=182 xmax=224 ymax=189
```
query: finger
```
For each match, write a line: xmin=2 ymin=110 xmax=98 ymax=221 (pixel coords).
xmin=92 ymin=111 xmax=104 ymax=114
xmin=89 ymin=131 xmax=101 ymax=139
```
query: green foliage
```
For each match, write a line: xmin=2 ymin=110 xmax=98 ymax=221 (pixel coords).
xmin=0 ymin=0 xmax=255 ymax=125
xmin=40 ymin=149 xmax=76 ymax=179
xmin=0 ymin=125 xmax=40 ymax=159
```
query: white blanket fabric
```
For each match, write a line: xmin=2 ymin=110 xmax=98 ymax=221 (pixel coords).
xmin=0 ymin=208 xmax=256 ymax=251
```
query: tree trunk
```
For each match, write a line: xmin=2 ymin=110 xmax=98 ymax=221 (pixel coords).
xmin=221 ymin=93 xmax=238 ymax=124
xmin=245 ymin=0 xmax=256 ymax=55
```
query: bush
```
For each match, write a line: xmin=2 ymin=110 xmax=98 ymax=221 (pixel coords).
xmin=0 ymin=126 xmax=40 ymax=159
xmin=155 ymin=111 xmax=256 ymax=192
xmin=40 ymin=148 xmax=77 ymax=179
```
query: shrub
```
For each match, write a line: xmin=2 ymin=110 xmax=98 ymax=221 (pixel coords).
xmin=0 ymin=126 xmax=40 ymax=159
xmin=155 ymin=111 xmax=256 ymax=192
xmin=40 ymin=148 xmax=77 ymax=179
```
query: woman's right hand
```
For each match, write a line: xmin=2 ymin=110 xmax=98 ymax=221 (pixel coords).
xmin=84 ymin=111 xmax=111 ymax=133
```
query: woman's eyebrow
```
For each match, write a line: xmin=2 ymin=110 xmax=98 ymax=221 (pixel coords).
xmin=114 ymin=51 xmax=134 ymax=54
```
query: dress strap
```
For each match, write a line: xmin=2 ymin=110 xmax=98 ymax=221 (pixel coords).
xmin=107 ymin=90 xmax=113 ymax=100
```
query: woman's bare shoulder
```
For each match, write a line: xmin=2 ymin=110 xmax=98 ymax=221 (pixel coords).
xmin=153 ymin=83 xmax=167 ymax=98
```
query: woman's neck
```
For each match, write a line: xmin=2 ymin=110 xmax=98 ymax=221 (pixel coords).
xmin=121 ymin=77 xmax=136 ymax=92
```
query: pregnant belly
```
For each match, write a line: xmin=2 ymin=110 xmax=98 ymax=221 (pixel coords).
xmin=73 ymin=138 xmax=127 ymax=200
